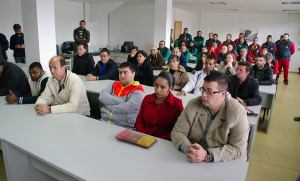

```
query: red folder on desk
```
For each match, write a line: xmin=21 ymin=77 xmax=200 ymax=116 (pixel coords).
xmin=115 ymin=129 xmax=157 ymax=148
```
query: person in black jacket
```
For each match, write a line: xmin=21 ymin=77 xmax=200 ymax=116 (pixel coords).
xmin=0 ymin=33 xmax=9 ymax=61
xmin=5 ymin=62 xmax=49 ymax=104
xmin=251 ymin=55 xmax=274 ymax=85
xmin=127 ymin=46 xmax=138 ymax=65
xmin=9 ymin=24 xmax=26 ymax=63
xmin=228 ymin=62 xmax=262 ymax=106
xmin=72 ymin=44 xmax=95 ymax=75
xmin=147 ymin=46 xmax=165 ymax=70
xmin=0 ymin=57 xmax=31 ymax=97
xmin=134 ymin=50 xmax=154 ymax=86
xmin=86 ymin=48 xmax=118 ymax=81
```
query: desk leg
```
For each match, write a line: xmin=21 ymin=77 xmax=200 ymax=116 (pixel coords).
xmin=258 ymin=94 xmax=275 ymax=133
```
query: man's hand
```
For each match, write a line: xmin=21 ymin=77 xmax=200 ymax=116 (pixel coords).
xmin=237 ymin=97 xmax=246 ymax=107
xmin=35 ymin=104 xmax=51 ymax=115
xmin=5 ymin=90 xmax=18 ymax=104
xmin=185 ymin=143 xmax=207 ymax=163
xmin=86 ymin=74 xmax=97 ymax=81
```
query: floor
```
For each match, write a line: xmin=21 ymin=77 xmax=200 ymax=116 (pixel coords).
xmin=0 ymin=73 xmax=299 ymax=181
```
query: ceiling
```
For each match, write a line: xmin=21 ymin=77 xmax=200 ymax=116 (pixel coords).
xmin=69 ymin=0 xmax=300 ymax=13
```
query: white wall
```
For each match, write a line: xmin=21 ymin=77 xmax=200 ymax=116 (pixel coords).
xmin=54 ymin=0 xmax=83 ymax=49
xmin=109 ymin=3 xmax=155 ymax=51
xmin=0 ymin=0 xmax=22 ymax=61
xmin=201 ymin=12 xmax=300 ymax=72
xmin=172 ymin=8 xmax=201 ymax=38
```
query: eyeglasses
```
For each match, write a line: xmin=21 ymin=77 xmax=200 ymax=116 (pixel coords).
xmin=199 ymin=87 xmax=224 ymax=96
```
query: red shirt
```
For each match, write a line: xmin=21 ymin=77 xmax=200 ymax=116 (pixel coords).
xmin=135 ymin=92 xmax=183 ymax=140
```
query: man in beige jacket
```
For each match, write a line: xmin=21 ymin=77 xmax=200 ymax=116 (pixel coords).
xmin=171 ymin=71 xmax=249 ymax=162
xmin=35 ymin=55 xmax=90 ymax=116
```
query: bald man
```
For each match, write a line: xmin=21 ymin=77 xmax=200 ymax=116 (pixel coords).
xmin=35 ymin=55 xmax=90 ymax=116
xmin=147 ymin=46 xmax=165 ymax=70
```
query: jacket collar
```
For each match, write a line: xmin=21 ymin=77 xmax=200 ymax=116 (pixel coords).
xmin=145 ymin=92 xmax=176 ymax=105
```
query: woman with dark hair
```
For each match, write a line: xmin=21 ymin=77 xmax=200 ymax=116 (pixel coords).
xmin=218 ymin=53 xmax=238 ymax=76
xmin=161 ymin=55 xmax=189 ymax=91
xmin=134 ymin=50 xmax=154 ymax=86
xmin=135 ymin=72 xmax=183 ymax=140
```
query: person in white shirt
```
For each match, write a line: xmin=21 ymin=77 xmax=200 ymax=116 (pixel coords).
xmin=35 ymin=55 xmax=90 ymax=116
xmin=177 ymin=55 xmax=216 ymax=96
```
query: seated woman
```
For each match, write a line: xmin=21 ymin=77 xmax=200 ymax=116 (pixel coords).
xmin=134 ymin=50 xmax=154 ymax=86
xmin=193 ymin=53 xmax=207 ymax=72
xmin=135 ymin=72 xmax=183 ymax=140
xmin=218 ymin=53 xmax=238 ymax=76
xmin=161 ymin=55 xmax=189 ymax=91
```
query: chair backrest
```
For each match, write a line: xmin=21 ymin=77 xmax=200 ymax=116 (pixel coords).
xmin=61 ymin=41 xmax=75 ymax=54
xmin=121 ymin=41 xmax=134 ymax=53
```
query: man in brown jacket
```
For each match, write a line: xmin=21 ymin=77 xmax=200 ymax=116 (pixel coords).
xmin=171 ymin=71 xmax=249 ymax=162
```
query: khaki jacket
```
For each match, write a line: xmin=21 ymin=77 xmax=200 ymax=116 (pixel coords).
xmin=161 ymin=65 xmax=189 ymax=91
xmin=171 ymin=95 xmax=249 ymax=162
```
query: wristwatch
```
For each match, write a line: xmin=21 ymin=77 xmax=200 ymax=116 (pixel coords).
xmin=205 ymin=150 xmax=214 ymax=162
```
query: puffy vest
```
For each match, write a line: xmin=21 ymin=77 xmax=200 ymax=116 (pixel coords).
xmin=277 ymin=40 xmax=292 ymax=59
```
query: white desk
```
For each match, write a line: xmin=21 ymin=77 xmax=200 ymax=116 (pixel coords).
xmin=258 ymin=84 xmax=277 ymax=132
xmin=0 ymin=98 xmax=249 ymax=181
xmin=247 ymin=105 xmax=261 ymax=160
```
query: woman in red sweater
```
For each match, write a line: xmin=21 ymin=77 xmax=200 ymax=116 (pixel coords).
xmin=135 ymin=72 xmax=183 ymax=140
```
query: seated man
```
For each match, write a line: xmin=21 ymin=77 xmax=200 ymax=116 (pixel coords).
xmin=251 ymin=55 xmax=274 ymax=85
xmin=171 ymin=71 xmax=249 ymax=162
xmin=72 ymin=43 xmax=95 ymax=76
xmin=158 ymin=40 xmax=171 ymax=64
xmin=6 ymin=62 xmax=49 ymax=104
xmin=35 ymin=55 xmax=90 ymax=116
xmin=228 ymin=62 xmax=262 ymax=106
xmin=147 ymin=46 xmax=165 ymax=70
xmin=99 ymin=62 xmax=145 ymax=128
xmin=177 ymin=55 xmax=215 ymax=96
xmin=86 ymin=48 xmax=118 ymax=81
xmin=0 ymin=57 xmax=30 ymax=97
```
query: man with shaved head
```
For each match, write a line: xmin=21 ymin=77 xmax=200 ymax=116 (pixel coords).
xmin=147 ymin=46 xmax=165 ymax=70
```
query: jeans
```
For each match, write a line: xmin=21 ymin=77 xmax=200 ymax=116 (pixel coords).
xmin=14 ymin=57 xmax=26 ymax=63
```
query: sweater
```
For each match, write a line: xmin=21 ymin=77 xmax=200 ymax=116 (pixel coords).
xmin=99 ymin=81 xmax=145 ymax=128
xmin=91 ymin=59 xmax=119 ymax=80
xmin=18 ymin=72 xmax=49 ymax=104
xmin=251 ymin=64 xmax=274 ymax=85
xmin=35 ymin=71 xmax=90 ymax=116
xmin=135 ymin=60 xmax=154 ymax=86
xmin=0 ymin=62 xmax=30 ymax=97
xmin=0 ymin=33 xmax=8 ymax=60
xmin=72 ymin=52 xmax=95 ymax=75
xmin=228 ymin=75 xmax=262 ymax=106
xmin=135 ymin=92 xmax=183 ymax=140
xmin=9 ymin=33 xmax=25 ymax=57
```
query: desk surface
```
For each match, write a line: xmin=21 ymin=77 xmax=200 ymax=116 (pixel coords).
xmin=259 ymin=84 xmax=277 ymax=95
xmin=0 ymin=98 xmax=249 ymax=181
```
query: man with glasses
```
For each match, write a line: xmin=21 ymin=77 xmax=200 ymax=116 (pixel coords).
xmin=171 ymin=71 xmax=249 ymax=162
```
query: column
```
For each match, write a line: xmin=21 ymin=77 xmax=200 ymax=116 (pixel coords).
xmin=153 ymin=0 xmax=172 ymax=48
xmin=21 ymin=0 xmax=57 ymax=72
